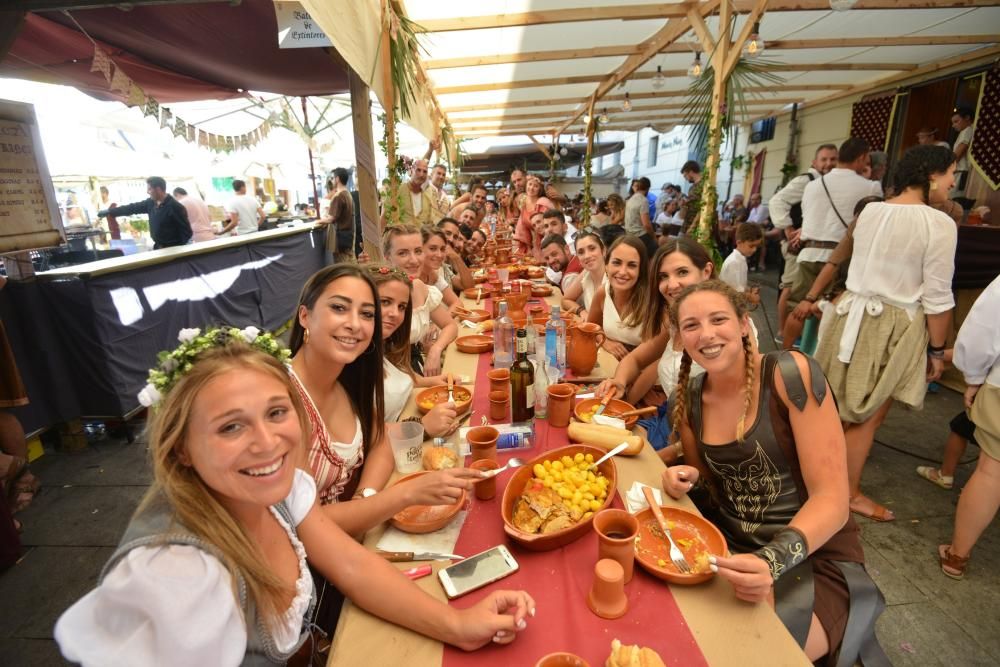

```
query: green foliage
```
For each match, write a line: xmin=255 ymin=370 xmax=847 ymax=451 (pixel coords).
xmin=780 ymin=160 xmax=800 ymax=186
xmin=378 ymin=113 xmax=408 ymax=227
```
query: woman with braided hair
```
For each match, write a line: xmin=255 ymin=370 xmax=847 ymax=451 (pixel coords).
xmin=662 ymin=280 xmax=888 ymax=667
xmin=813 ymin=145 xmax=958 ymax=523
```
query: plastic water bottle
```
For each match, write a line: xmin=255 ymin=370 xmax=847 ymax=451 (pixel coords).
xmin=545 ymin=305 xmax=566 ymax=378
xmin=533 ymin=358 xmax=549 ymax=418
xmin=494 ymin=301 xmax=515 ymax=369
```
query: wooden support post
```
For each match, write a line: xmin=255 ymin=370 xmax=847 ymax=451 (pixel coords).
xmin=527 ymin=135 xmax=552 ymax=161
xmin=582 ymin=96 xmax=597 ymax=227
xmin=349 ymin=68 xmax=383 ymax=261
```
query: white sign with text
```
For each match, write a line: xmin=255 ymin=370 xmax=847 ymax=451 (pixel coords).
xmin=274 ymin=1 xmax=332 ymax=49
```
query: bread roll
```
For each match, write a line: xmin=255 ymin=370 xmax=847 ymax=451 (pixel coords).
xmin=605 ymin=639 xmax=666 ymax=667
xmin=422 ymin=446 xmax=459 ymax=470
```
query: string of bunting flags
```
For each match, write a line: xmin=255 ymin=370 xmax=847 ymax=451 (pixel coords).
xmin=89 ymin=44 xmax=271 ymax=153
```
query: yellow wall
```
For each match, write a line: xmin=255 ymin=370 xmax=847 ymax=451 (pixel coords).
xmin=747 ymin=52 xmax=997 ymax=198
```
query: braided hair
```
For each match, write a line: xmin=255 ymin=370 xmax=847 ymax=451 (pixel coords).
xmin=668 ymin=280 xmax=754 ymax=442
xmin=890 ymin=145 xmax=956 ymax=204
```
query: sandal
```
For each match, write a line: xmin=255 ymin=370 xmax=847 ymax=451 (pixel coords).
xmin=938 ymin=544 xmax=968 ymax=580
xmin=849 ymin=495 xmax=895 ymax=522
xmin=916 ymin=466 xmax=953 ymax=490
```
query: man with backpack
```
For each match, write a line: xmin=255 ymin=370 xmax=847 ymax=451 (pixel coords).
xmin=769 ymin=143 xmax=838 ymax=341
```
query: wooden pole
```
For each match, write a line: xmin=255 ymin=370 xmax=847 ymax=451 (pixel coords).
xmin=582 ymin=96 xmax=597 ymax=227
xmin=380 ymin=1 xmax=397 ymax=189
xmin=349 ymin=68 xmax=382 ymax=260
xmin=300 ymin=96 xmax=320 ymax=212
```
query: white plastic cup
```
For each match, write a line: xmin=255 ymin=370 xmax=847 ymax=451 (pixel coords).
xmin=497 ymin=267 xmax=510 ymax=285
xmin=387 ymin=421 xmax=425 ymax=473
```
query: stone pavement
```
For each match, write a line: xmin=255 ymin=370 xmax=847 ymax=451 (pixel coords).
xmin=1 ymin=274 xmax=997 ymax=666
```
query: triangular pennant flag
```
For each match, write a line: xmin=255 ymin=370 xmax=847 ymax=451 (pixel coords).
xmin=240 ymin=134 xmax=249 ymax=149
xmin=172 ymin=117 xmax=187 ymax=139
xmin=110 ymin=64 xmax=131 ymax=94
xmin=125 ymin=82 xmax=145 ymax=108
xmin=252 ymin=129 xmax=261 ymax=144
xmin=160 ymin=107 xmax=173 ymax=129
xmin=225 ymin=137 xmax=235 ymax=151
xmin=261 ymin=122 xmax=270 ymax=137
xmin=186 ymin=124 xmax=196 ymax=143
xmin=143 ymin=97 xmax=159 ymax=119
xmin=208 ymin=134 xmax=218 ymax=150
xmin=90 ymin=46 xmax=112 ymax=84
xmin=198 ymin=130 xmax=209 ymax=147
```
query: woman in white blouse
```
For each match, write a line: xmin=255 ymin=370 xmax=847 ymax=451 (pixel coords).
xmin=586 ymin=235 xmax=650 ymax=360
xmin=371 ymin=264 xmax=460 ymax=436
xmin=561 ymin=231 xmax=606 ymax=318
xmin=56 ymin=340 xmax=535 ymax=665
xmin=815 ymin=145 xmax=958 ymax=523
xmin=418 ymin=226 xmax=461 ymax=309
xmin=384 ymin=224 xmax=457 ymax=375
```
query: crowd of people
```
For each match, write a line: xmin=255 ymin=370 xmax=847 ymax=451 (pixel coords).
xmin=0 ymin=117 xmax=994 ymax=666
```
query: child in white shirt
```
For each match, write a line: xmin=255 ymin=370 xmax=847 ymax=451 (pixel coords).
xmin=720 ymin=223 xmax=763 ymax=303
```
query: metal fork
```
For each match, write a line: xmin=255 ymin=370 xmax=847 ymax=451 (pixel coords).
xmin=642 ymin=486 xmax=690 ymax=573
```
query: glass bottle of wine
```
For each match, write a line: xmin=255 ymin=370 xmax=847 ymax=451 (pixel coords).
xmin=510 ymin=328 xmax=535 ymax=422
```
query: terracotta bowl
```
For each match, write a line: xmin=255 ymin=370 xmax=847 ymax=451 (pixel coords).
xmin=390 ymin=472 xmax=466 ymax=533
xmin=501 ymin=444 xmax=618 ymax=551
xmin=455 ymin=334 xmax=494 ymax=354
xmin=573 ymin=398 xmax=639 ymax=429
xmin=473 ymin=273 xmax=488 ymax=284
xmin=415 ymin=385 xmax=473 ymax=414
xmin=632 ymin=506 xmax=727 ymax=585
xmin=531 ymin=284 xmax=553 ymax=297
xmin=456 ymin=308 xmax=490 ymax=323
xmin=526 ymin=266 xmax=545 ymax=279
xmin=535 ymin=653 xmax=590 ymax=667
xmin=528 ymin=304 xmax=545 ymax=316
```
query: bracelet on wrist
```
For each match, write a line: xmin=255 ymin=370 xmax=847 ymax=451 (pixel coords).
xmin=753 ymin=527 xmax=809 ymax=581
xmin=804 ymin=294 xmax=818 ymax=303
xmin=927 ymin=343 xmax=946 ymax=352
xmin=927 ymin=349 xmax=945 ymax=360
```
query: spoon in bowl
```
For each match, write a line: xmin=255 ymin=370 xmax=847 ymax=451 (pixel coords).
xmin=480 ymin=457 xmax=527 ymax=478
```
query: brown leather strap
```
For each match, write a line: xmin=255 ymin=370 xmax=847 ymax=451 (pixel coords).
xmin=802 ymin=240 xmax=839 ymax=250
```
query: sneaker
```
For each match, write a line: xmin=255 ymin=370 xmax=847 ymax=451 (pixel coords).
xmin=927 ymin=382 xmax=941 ymax=394
xmin=773 ymin=334 xmax=784 ymax=345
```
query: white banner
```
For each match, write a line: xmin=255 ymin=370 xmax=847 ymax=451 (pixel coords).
xmin=274 ymin=1 xmax=332 ymax=49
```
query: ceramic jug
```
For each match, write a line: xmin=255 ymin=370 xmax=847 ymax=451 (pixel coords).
xmin=566 ymin=322 xmax=605 ymax=376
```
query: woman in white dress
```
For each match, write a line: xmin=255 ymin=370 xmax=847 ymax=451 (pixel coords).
xmin=370 ymin=264 xmax=461 ymax=437
xmin=384 ymin=224 xmax=457 ymax=376
xmin=55 ymin=335 xmax=535 ymax=665
xmin=595 ymin=238 xmax=716 ymax=460
xmin=586 ymin=236 xmax=650 ymax=360
xmin=561 ymin=231 xmax=606 ymax=318
xmin=814 ymin=145 xmax=958 ymax=523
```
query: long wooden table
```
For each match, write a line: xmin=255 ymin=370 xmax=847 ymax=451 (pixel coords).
xmin=329 ymin=290 xmax=809 ymax=667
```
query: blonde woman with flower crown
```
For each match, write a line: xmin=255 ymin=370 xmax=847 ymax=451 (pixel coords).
xmin=55 ymin=327 xmax=535 ymax=665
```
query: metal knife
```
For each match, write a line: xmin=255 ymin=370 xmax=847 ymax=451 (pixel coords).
xmin=376 ymin=550 xmax=463 ymax=562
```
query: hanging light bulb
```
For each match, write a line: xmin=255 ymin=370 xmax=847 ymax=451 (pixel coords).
xmin=652 ymin=65 xmax=665 ymax=90
xmin=598 ymin=108 xmax=609 ymax=124
xmin=622 ymin=93 xmax=632 ymax=112
xmin=583 ymin=112 xmax=592 ymax=125
xmin=743 ymin=21 xmax=765 ymax=57
xmin=559 ymin=146 xmax=568 ymax=156
xmin=688 ymin=52 xmax=703 ymax=79
xmin=829 ymin=0 xmax=859 ymax=10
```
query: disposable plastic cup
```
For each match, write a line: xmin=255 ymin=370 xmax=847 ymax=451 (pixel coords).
xmin=387 ymin=422 xmax=425 ymax=473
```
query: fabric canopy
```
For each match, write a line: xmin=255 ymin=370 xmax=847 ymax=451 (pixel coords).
xmin=461 ymin=140 xmax=625 ymax=174
xmin=1 ymin=0 xmax=350 ymax=103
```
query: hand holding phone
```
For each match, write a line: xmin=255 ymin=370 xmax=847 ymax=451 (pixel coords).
xmin=438 ymin=545 xmax=519 ymax=599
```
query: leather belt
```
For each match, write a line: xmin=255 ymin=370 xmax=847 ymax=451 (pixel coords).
xmin=802 ymin=240 xmax=838 ymax=250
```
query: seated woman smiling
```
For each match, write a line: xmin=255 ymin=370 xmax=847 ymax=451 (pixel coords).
xmin=55 ymin=328 xmax=535 ymax=665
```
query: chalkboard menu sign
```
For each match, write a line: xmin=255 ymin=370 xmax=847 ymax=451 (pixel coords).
xmin=0 ymin=99 xmax=64 ymax=252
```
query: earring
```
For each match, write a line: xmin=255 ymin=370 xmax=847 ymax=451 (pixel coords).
xmin=930 ymin=181 xmax=938 ymax=191
xmin=304 ymin=328 xmax=310 ymax=343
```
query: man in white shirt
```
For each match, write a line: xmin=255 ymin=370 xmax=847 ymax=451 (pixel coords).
xmin=425 ymin=163 xmax=452 ymax=218
xmin=951 ymin=107 xmax=975 ymax=198
xmin=391 ymin=159 xmax=436 ymax=226
xmin=783 ymin=138 xmax=882 ymax=349
xmin=220 ymin=179 xmax=263 ymax=236
xmin=770 ymin=143 xmax=838 ymax=338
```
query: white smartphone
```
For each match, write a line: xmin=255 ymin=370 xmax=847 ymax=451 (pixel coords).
xmin=438 ymin=545 xmax=519 ymax=599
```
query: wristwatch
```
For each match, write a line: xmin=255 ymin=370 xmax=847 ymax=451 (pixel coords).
xmin=357 ymin=487 xmax=378 ymax=498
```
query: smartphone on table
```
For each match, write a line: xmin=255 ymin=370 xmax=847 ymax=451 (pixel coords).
xmin=438 ymin=545 xmax=519 ymax=599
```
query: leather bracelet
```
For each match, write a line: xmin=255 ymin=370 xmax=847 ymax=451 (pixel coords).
xmin=754 ymin=527 xmax=809 ymax=582
xmin=403 ymin=416 xmax=423 ymax=424
xmin=927 ymin=349 xmax=945 ymax=360
xmin=804 ymin=294 xmax=818 ymax=303
xmin=927 ymin=343 xmax=945 ymax=352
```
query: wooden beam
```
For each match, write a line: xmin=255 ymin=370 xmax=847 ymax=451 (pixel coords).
xmin=455 ymin=116 xmax=691 ymax=133
xmin=349 ymin=68 xmax=382 ymax=260
xmin=449 ymin=100 xmax=799 ymax=124
xmin=527 ymin=136 xmax=553 ymax=160
xmin=722 ymin=0 xmax=770 ymax=79
xmin=413 ymin=1 xmax=1000 ymax=32
xmin=685 ymin=6 xmax=716 ymax=53
xmin=555 ymin=1 xmax=722 ymax=136
xmin=424 ymin=34 xmax=998 ymax=70
xmin=415 ymin=4 xmax=694 ymax=32
xmin=10 ymin=0 xmax=230 ymax=9
xmin=767 ymin=44 xmax=1000 ymax=121
xmin=443 ymin=93 xmax=804 ymax=113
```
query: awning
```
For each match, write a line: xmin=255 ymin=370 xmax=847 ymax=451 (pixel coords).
xmin=461 ymin=140 xmax=626 ymax=174
xmin=398 ymin=0 xmax=1000 ymax=139
xmin=1 ymin=0 xmax=350 ymax=102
